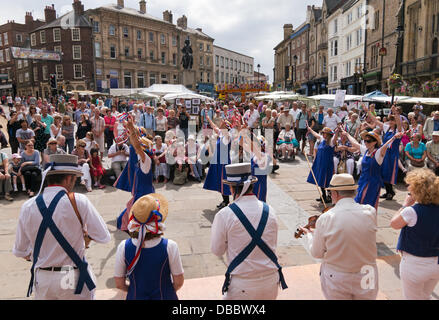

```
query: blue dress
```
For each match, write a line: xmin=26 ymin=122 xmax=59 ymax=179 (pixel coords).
xmin=251 ymin=156 xmax=269 ymax=202
xmin=115 ymin=145 xmax=155 ymax=231
xmin=381 ymin=129 xmax=401 ymax=185
xmin=125 ymin=238 xmax=178 ymax=300
xmin=355 ymin=149 xmax=383 ymax=210
xmin=203 ymin=135 xmax=231 ymax=196
xmin=307 ymin=139 xmax=335 ymax=188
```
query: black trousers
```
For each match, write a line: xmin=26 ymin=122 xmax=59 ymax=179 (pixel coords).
xmin=21 ymin=166 xmax=41 ymax=192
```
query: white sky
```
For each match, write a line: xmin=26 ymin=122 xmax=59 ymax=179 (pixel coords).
xmin=0 ymin=0 xmax=319 ymax=81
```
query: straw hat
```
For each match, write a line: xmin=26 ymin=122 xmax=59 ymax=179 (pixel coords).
xmin=222 ymin=163 xmax=258 ymax=186
xmin=140 ymin=136 xmax=154 ymax=151
xmin=360 ymin=130 xmax=382 ymax=146
xmin=45 ymin=154 xmax=83 ymax=177
xmin=326 ymin=174 xmax=357 ymax=191
xmin=129 ymin=193 xmax=168 ymax=225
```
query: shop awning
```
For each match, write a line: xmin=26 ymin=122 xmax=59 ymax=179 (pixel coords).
xmin=363 ymin=71 xmax=382 ymax=81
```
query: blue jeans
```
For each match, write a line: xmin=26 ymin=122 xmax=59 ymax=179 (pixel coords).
xmin=65 ymin=138 xmax=75 ymax=154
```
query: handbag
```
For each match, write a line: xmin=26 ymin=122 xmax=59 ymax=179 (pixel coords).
xmin=67 ymin=192 xmax=93 ymax=249
xmin=410 ymin=159 xmax=425 ymax=168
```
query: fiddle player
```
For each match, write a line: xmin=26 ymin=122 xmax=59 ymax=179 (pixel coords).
xmin=300 ymin=173 xmax=379 ymax=300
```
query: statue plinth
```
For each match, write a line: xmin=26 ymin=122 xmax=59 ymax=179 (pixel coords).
xmin=182 ymin=70 xmax=196 ymax=89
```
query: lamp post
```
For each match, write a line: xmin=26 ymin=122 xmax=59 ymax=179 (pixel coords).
xmin=391 ymin=25 xmax=404 ymax=105
xmin=257 ymin=63 xmax=261 ymax=92
xmin=293 ymin=55 xmax=298 ymax=92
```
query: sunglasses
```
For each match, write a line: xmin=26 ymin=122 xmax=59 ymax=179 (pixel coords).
xmin=79 ymin=145 xmax=86 ymax=148
xmin=49 ymin=142 xmax=57 ymax=145
xmin=364 ymin=139 xmax=376 ymax=143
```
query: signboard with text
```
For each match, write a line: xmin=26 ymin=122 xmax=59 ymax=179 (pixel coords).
xmin=10 ymin=47 xmax=61 ymax=61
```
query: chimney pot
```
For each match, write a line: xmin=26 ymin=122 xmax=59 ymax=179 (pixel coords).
xmin=117 ymin=0 xmax=124 ymax=8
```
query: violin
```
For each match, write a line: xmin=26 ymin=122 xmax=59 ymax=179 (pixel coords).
xmin=294 ymin=205 xmax=334 ymax=239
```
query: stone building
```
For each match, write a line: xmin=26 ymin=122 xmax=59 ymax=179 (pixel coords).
xmin=306 ymin=4 xmax=329 ymax=95
xmin=273 ymin=24 xmax=295 ymax=91
xmin=28 ymin=1 xmax=94 ymax=98
xmin=86 ymin=0 xmax=214 ymax=92
xmin=363 ymin=0 xmax=400 ymax=94
xmin=401 ymin=0 xmax=439 ymax=94
xmin=213 ymin=45 xmax=254 ymax=85
xmin=0 ymin=13 xmax=44 ymax=97
xmin=339 ymin=0 xmax=367 ymax=95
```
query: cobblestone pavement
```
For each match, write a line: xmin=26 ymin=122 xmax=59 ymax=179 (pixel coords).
xmin=1 ymin=138 xmax=438 ymax=299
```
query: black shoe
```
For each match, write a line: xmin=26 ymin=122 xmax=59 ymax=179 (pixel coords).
xmin=380 ymin=193 xmax=388 ymax=199
xmin=386 ymin=193 xmax=394 ymax=201
xmin=217 ymin=202 xmax=228 ymax=210
xmin=271 ymin=165 xmax=279 ymax=173
xmin=316 ymin=198 xmax=323 ymax=202
xmin=217 ymin=201 xmax=227 ymax=208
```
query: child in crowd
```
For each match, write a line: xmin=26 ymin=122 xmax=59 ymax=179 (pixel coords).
xmin=89 ymin=147 xmax=106 ymax=189
xmin=9 ymin=153 xmax=26 ymax=192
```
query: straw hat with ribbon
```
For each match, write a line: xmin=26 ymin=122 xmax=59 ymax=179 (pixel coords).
xmin=223 ymin=163 xmax=258 ymax=202
xmin=325 ymin=173 xmax=358 ymax=191
xmin=126 ymin=193 xmax=168 ymax=275
xmin=321 ymin=127 xmax=335 ymax=136
xmin=360 ymin=130 xmax=382 ymax=146
xmin=36 ymin=154 xmax=83 ymax=196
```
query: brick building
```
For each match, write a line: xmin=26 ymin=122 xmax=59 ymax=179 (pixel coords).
xmin=0 ymin=13 xmax=44 ymax=97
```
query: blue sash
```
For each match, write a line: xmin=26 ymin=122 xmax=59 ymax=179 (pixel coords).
xmin=222 ymin=202 xmax=288 ymax=294
xmin=27 ymin=190 xmax=96 ymax=297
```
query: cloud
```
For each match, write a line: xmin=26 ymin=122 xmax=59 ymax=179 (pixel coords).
xmin=0 ymin=0 xmax=319 ymax=80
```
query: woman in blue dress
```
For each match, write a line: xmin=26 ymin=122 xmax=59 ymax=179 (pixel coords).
xmin=114 ymin=193 xmax=184 ymax=300
xmin=114 ymin=116 xmax=155 ymax=232
xmin=250 ymin=136 xmax=270 ymax=202
xmin=203 ymin=114 xmax=232 ymax=209
xmin=345 ymin=129 xmax=404 ymax=210
xmin=376 ymin=110 xmax=402 ymax=200
xmin=306 ymin=126 xmax=338 ymax=203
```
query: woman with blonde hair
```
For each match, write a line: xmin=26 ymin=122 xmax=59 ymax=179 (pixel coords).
xmin=50 ymin=114 xmax=62 ymax=139
xmin=390 ymin=169 xmax=439 ymax=300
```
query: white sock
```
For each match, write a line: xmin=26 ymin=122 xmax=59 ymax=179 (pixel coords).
xmin=13 ymin=184 xmax=18 ymax=191
xmin=22 ymin=184 xmax=26 ymax=191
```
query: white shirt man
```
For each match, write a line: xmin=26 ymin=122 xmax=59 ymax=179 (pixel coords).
xmin=323 ymin=109 xmax=341 ymax=131
xmin=13 ymin=156 xmax=111 ymax=300
xmin=289 ymin=103 xmax=301 ymax=122
xmin=108 ymin=142 xmax=130 ymax=178
xmin=243 ymin=104 xmax=260 ymax=129
xmin=302 ymin=174 xmax=378 ymax=300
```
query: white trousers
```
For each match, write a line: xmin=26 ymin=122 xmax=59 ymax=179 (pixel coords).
xmin=34 ymin=267 xmax=96 ymax=300
xmin=223 ymin=271 xmax=279 ymax=300
xmin=320 ymin=263 xmax=379 ymax=300
xmin=333 ymin=157 xmax=355 ymax=176
xmin=400 ymin=252 xmax=439 ymax=300
xmin=80 ymin=163 xmax=92 ymax=190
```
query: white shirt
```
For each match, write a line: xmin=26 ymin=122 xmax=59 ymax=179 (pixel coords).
xmin=359 ymin=145 xmax=385 ymax=165
xmin=211 ymin=195 xmax=279 ymax=277
xmin=13 ymin=186 xmax=111 ymax=267
xmin=289 ymin=108 xmax=300 ymax=122
xmin=243 ymin=109 xmax=260 ymax=128
xmin=400 ymin=207 xmax=418 ymax=227
xmin=114 ymin=238 xmax=184 ymax=277
xmin=304 ymin=197 xmax=377 ymax=273
xmin=139 ymin=151 xmax=152 ymax=174
xmin=323 ymin=114 xmax=341 ymax=130
xmin=108 ymin=143 xmax=129 ymax=163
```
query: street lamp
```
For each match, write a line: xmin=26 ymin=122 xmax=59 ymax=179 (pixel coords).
xmin=391 ymin=25 xmax=405 ymax=105
xmin=293 ymin=55 xmax=298 ymax=92
xmin=257 ymin=64 xmax=261 ymax=92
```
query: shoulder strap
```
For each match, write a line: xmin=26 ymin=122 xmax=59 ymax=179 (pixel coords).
xmin=67 ymin=193 xmax=83 ymax=228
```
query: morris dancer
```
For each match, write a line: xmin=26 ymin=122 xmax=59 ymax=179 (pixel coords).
xmin=203 ymin=115 xmax=233 ymax=210
xmin=13 ymin=154 xmax=110 ymax=299
xmin=114 ymin=193 xmax=184 ymax=300
xmin=211 ymin=163 xmax=287 ymax=300
xmin=115 ymin=116 xmax=155 ymax=232
xmin=306 ymin=126 xmax=339 ymax=203
xmin=344 ymin=129 xmax=404 ymax=210
xmin=375 ymin=107 xmax=403 ymax=200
